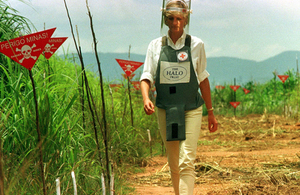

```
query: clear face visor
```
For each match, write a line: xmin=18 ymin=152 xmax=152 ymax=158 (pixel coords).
xmin=160 ymin=0 xmax=192 ymax=36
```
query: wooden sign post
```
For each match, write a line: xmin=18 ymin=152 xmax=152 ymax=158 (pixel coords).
xmin=230 ymin=79 xmax=241 ymax=116
xmin=278 ymin=75 xmax=289 ymax=116
xmin=115 ymin=58 xmax=143 ymax=126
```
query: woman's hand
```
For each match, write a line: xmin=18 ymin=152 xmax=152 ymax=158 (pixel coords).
xmin=143 ymin=98 xmax=155 ymax=115
xmin=140 ymin=79 xmax=155 ymax=115
xmin=208 ymin=112 xmax=218 ymax=133
xmin=199 ymin=78 xmax=218 ymax=133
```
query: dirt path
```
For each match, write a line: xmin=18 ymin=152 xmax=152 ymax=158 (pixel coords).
xmin=129 ymin=115 xmax=300 ymax=194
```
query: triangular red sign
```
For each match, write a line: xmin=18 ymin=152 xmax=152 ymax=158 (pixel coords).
xmin=230 ymin=85 xmax=240 ymax=92
xmin=243 ymin=88 xmax=250 ymax=94
xmin=0 ymin=28 xmax=56 ymax=70
xmin=109 ymin=84 xmax=123 ymax=91
xmin=131 ymin=81 xmax=140 ymax=90
xmin=277 ymin=75 xmax=289 ymax=83
xmin=109 ymin=84 xmax=123 ymax=88
xmin=215 ymin=85 xmax=225 ymax=90
xmin=230 ymin=102 xmax=240 ymax=108
xmin=116 ymin=59 xmax=143 ymax=77
xmin=43 ymin=37 xmax=68 ymax=59
xmin=122 ymin=73 xmax=135 ymax=80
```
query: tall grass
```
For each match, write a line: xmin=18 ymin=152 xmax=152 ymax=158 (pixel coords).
xmin=211 ymin=68 xmax=300 ymax=118
xmin=0 ymin=51 xmax=158 ymax=194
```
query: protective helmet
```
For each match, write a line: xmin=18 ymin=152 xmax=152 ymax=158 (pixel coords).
xmin=160 ymin=0 xmax=192 ymax=35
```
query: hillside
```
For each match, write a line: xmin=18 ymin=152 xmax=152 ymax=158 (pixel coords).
xmin=208 ymin=51 xmax=300 ymax=85
xmin=65 ymin=50 xmax=300 ymax=86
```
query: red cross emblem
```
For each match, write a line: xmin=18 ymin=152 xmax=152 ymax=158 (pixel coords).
xmin=177 ymin=51 xmax=188 ymax=61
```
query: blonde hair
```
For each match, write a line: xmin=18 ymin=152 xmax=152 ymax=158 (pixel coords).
xmin=163 ymin=0 xmax=189 ymax=26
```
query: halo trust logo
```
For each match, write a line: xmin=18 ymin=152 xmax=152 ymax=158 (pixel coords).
xmin=160 ymin=61 xmax=190 ymax=84
xmin=163 ymin=66 xmax=188 ymax=81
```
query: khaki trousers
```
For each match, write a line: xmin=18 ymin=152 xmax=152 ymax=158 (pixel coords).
xmin=157 ymin=106 xmax=202 ymax=195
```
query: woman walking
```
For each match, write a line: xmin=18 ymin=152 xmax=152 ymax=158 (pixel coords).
xmin=140 ymin=1 xmax=218 ymax=194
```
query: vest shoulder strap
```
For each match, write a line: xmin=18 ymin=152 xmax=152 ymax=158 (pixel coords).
xmin=185 ymin=34 xmax=191 ymax=47
xmin=161 ymin=34 xmax=191 ymax=47
xmin=161 ymin=36 xmax=167 ymax=47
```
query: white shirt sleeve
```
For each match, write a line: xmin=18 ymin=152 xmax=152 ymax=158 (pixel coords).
xmin=191 ymin=36 xmax=210 ymax=83
xmin=140 ymin=42 xmax=155 ymax=84
xmin=197 ymin=43 xmax=210 ymax=82
xmin=140 ymin=38 xmax=161 ymax=84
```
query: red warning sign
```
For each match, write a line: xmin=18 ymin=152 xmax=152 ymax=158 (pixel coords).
xmin=215 ymin=85 xmax=225 ymax=90
xmin=243 ymin=88 xmax=250 ymax=94
xmin=109 ymin=84 xmax=123 ymax=88
xmin=109 ymin=84 xmax=123 ymax=91
xmin=116 ymin=59 xmax=143 ymax=77
xmin=122 ymin=74 xmax=135 ymax=80
xmin=230 ymin=85 xmax=240 ymax=92
xmin=277 ymin=75 xmax=289 ymax=83
xmin=0 ymin=28 xmax=56 ymax=70
xmin=43 ymin=37 xmax=68 ymax=59
xmin=230 ymin=102 xmax=240 ymax=108
xmin=131 ymin=81 xmax=140 ymax=90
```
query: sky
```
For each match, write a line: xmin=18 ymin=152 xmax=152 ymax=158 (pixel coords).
xmin=8 ymin=0 xmax=300 ymax=62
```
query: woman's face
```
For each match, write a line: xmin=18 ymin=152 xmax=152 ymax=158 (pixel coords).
xmin=166 ymin=14 xmax=186 ymax=34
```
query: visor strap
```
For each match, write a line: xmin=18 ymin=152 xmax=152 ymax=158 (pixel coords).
xmin=165 ymin=7 xmax=189 ymax=13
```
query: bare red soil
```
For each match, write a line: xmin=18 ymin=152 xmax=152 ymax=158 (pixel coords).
xmin=129 ymin=114 xmax=300 ymax=195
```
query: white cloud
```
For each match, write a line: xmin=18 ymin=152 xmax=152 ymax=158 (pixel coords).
xmin=6 ymin=0 xmax=300 ymax=61
xmin=261 ymin=0 xmax=300 ymax=18
xmin=205 ymin=46 xmax=222 ymax=57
